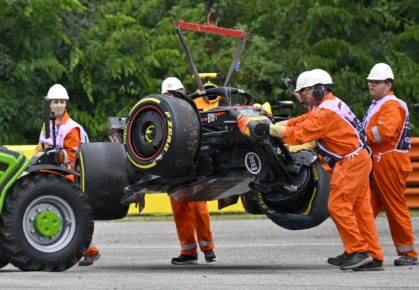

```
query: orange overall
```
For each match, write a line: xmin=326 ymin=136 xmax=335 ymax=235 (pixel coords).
xmin=284 ymin=93 xmax=383 ymax=261
xmin=170 ymin=96 xmax=217 ymax=256
xmin=364 ymin=95 xmax=416 ymax=258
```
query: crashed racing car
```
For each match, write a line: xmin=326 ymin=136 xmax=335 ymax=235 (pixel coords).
xmin=77 ymin=18 xmax=330 ymax=230
xmin=77 ymin=86 xmax=330 ymax=230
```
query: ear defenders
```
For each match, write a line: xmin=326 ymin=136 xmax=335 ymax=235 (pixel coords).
xmin=313 ymin=84 xmax=326 ymax=100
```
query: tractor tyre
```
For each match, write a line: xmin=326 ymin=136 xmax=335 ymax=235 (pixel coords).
xmin=125 ymin=94 xmax=200 ymax=177
xmin=77 ymin=142 xmax=133 ymax=220
xmin=0 ymin=173 xmax=93 ymax=271
xmin=0 ymin=242 xmax=9 ymax=269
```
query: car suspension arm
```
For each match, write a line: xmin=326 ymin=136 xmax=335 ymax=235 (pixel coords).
xmin=255 ymin=141 xmax=295 ymax=183
xmin=175 ymin=26 xmax=205 ymax=92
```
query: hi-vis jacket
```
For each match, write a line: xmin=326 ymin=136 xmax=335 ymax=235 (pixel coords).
xmin=362 ymin=94 xmax=411 ymax=162
xmin=284 ymin=93 xmax=366 ymax=168
xmin=362 ymin=94 xmax=416 ymax=258
xmin=283 ymin=92 xmax=384 ymax=260
xmin=38 ymin=111 xmax=88 ymax=166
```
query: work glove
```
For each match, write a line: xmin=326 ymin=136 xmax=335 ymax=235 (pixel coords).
xmin=269 ymin=123 xmax=287 ymax=138
xmin=285 ymin=141 xmax=316 ymax=153
xmin=36 ymin=142 xmax=54 ymax=152
xmin=237 ymin=115 xmax=272 ymax=138
xmin=36 ymin=143 xmax=44 ymax=153
xmin=277 ymin=120 xmax=288 ymax=126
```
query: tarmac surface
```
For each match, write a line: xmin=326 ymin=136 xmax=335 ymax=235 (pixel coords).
xmin=1 ymin=216 xmax=419 ymax=289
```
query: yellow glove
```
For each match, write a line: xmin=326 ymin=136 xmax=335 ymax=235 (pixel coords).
xmin=36 ymin=143 xmax=43 ymax=153
xmin=286 ymin=141 xmax=316 ymax=153
xmin=269 ymin=123 xmax=287 ymax=138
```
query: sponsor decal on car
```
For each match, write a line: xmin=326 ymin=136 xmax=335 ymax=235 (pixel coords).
xmin=245 ymin=152 xmax=262 ymax=175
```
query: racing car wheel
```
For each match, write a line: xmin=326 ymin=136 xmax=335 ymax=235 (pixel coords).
xmin=257 ymin=161 xmax=330 ymax=230
xmin=125 ymin=94 xmax=201 ymax=177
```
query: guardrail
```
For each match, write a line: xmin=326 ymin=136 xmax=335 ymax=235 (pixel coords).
xmin=407 ymin=137 xmax=419 ymax=208
xmin=5 ymin=139 xmax=419 ymax=211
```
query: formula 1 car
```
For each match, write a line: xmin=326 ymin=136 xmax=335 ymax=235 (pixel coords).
xmin=78 ymin=85 xmax=330 ymax=230
xmin=77 ymin=18 xmax=331 ymax=231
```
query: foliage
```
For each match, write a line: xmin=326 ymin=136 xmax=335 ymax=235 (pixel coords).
xmin=0 ymin=0 xmax=418 ymax=144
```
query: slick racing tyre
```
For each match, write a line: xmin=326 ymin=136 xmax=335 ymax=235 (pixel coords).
xmin=258 ymin=160 xmax=330 ymax=230
xmin=77 ymin=142 xmax=132 ymax=220
xmin=125 ymin=95 xmax=200 ymax=177
xmin=0 ymin=174 xmax=93 ymax=271
xmin=241 ymin=190 xmax=264 ymax=214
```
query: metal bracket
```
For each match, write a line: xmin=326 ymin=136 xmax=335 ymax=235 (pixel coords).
xmin=174 ymin=16 xmax=250 ymax=92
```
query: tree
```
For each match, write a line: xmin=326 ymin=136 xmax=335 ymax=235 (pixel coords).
xmin=1 ymin=0 xmax=418 ymax=144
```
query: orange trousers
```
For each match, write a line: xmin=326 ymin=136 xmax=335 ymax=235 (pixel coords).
xmin=170 ymin=197 xmax=214 ymax=256
xmin=84 ymin=246 xmax=99 ymax=256
xmin=370 ymin=152 xmax=417 ymax=258
xmin=327 ymin=149 xmax=384 ymax=261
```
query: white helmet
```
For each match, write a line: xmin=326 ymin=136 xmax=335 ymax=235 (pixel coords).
xmin=46 ymin=84 xmax=69 ymax=100
xmin=367 ymin=63 xmax=394 ymax=80
xmin=295 ymin=71 xmax=309 ymax=92
xmin=303 ymin=69 xmax=333 ymax=88
xmin=161 ymin=77 xmax=184 ymax=94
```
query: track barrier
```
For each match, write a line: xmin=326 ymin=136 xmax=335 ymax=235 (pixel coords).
xmin=407 ymin=137 xmax=419 ymax=208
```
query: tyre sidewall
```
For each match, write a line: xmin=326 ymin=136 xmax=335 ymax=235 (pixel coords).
xmin=2 ymin=174 xmax=93 ymax=268
xmin=258 ymin=161 xmax=330 ymax=230
xmin=77 ymin=142 xmax=130 ymax=220
xmin=0 ymin=242 xmax=8 ymax=269
xmin=125 ymin=95 xmax=200 ymax=177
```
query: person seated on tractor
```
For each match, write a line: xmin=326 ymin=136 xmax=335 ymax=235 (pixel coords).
xmin=36 ymin=83 xmax=100 ymax=267
xmin=161 ymin=77 xmax=217 ymax=265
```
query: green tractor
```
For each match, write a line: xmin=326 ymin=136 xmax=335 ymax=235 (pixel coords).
xmin=0 ymin=100 xmax=93 ymax=271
